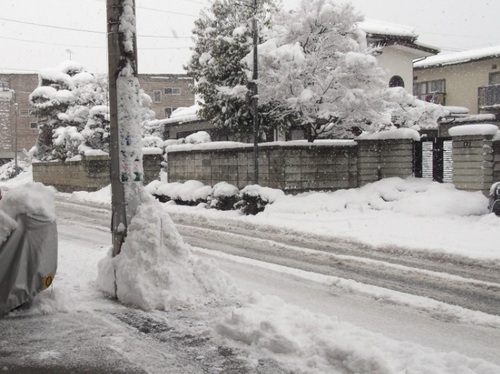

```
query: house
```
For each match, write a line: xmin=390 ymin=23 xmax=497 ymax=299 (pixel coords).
xmin=0 ymin=73 xmax=195 ymax=163
xmin=157 ymin=20 xmax=439 ymax=141
xmin=360 ymin=20 xmax=439 ymax=93
xmin=413 ymin=46 xmax=500 ymax=116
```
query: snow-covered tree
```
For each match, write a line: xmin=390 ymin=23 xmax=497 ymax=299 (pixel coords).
xmin=253 ymin=0 xmax=393 ymax=141
xmin=186 ymin=0 xmax=293 ymax=140
xmin=29 ymin=61 xmax=155 ymax=161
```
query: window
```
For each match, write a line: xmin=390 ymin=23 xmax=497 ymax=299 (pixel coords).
xmin=153 ymin=90 xmax=162 ymax=103
xmin=19 ymin=109 xmax=35 ymax=117
xmin=30 ymin=122 xmax=38 ymax=129
xmin=0 ymin=80 xmax=9 ymax=91
xmin=164 ymin=107 xmax=177 ymax=118
xmin=489 ymin=72 xmax=500 ymax=85
xmin=413 ymin=79 xmax=446 ymax=105
xmin=164 ymin=87 xmax=181 ymax=95
xmin=389 ymin=75 xmax=405 ymax=88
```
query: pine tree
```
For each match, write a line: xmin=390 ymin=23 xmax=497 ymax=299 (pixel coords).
xmin=186 ymin=0 xmax=292 ymax=141
xmin=29 ymin=61 xmax=154 ymax=161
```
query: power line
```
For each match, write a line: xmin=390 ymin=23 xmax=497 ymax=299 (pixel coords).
xmin=0 ymin=16 xmax=192 ymax=39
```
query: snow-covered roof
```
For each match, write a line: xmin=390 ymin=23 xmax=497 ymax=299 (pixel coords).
xmin=158 ymin=104 xmax=202 ymax=125
xmin=414 ymin=46 xmax=500 ymax=69
xmin=359 ymin=19 xmax=417 ymax=40
xmin=359 ymin=19 xmax=439 ymax=55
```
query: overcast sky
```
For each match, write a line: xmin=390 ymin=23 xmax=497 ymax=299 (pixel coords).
xmin=1 ymin=0 xmax=499 ymax=75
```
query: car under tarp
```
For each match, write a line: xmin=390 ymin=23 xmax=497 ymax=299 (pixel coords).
xmin=0 ymin=212 xmax=58 ymax=315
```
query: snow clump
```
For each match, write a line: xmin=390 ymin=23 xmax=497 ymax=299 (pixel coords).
xmin=96 ymin=196 xmax=232 ymax=310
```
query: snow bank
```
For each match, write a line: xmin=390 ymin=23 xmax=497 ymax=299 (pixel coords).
xmin=0 ymin=182 xmax=56 ymax=245
xmin=266 ymin=177 xmax=487 ymax=217
xmin=96 ymin=197 xmax=232 ymax=310
xmin=217 ymin=293 xmax=500 ymax=374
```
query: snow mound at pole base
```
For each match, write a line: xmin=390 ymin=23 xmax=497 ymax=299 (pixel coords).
xmin=97 ymin=199 xmax=232 ymax=310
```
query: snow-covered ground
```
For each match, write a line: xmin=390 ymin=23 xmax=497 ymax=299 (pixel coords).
xmin=1 ymin=165 xmax=500 ymax=373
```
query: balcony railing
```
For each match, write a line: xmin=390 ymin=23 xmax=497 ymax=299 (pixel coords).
xmin=478 ymin=84 xmax=500 ymax=110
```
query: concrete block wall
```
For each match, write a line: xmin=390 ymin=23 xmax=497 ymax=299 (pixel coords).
xmin=451 ymin=135 xmax=495 ymax=194
xmin=493 ymin=141 xmax=500 ymax=183
xmin=168 ymin=142 xmax=368 ymax=194
xmin=33 ymin=154 xmax=163 ymax=192
xmin=357 ymin=139 xmax=414 ymax=186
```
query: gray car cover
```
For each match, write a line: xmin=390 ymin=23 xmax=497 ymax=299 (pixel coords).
xmin=0 ymin=213 xmax=58 ymax=315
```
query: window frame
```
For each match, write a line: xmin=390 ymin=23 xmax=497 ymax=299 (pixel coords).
xmin=164 ymin=87 xmax=181 ymax=95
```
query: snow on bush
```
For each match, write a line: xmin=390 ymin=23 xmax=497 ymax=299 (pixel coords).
xmin=236 ymin=185 xmax=285 ymax=215
xmin=184 ymin=131 xmax=211 ymax=144
xmin=149 ymin=180 xmax=212 ymax=206
xmin=208 ymin=182 xmax=240 ymax=211
xmin=96 ymin=197 xmax=232 ymax=310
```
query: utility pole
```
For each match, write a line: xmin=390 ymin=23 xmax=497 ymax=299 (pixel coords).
xmin=13 ymin=102 xmax=18 ymax=172
xmin=251 ymin=0 xmax=259 ymax=185
xmin=107 ymin=0 xmax=143 ymax=257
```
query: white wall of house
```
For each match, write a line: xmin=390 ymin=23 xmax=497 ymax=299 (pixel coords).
xmin=414 ymin=57 xmax=500 ymax=114
xmin=375 ymin=45 xmax=425 ymax=93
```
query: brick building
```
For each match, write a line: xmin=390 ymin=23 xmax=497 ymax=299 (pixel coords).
xmin=0 ymin=73 xmax=194 ymax=163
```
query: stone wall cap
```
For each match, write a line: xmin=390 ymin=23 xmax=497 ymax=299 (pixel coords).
xmin=166 ymin=139 xmax=356 ymax=153
xmin=357 ymin=128 xmax=420 ymax=141
xmin=449 ymin=124 xmax=499 ymax=137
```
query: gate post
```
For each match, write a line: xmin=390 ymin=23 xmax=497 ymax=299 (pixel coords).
xmin=449 ymin=125 xmax=498 ymax=195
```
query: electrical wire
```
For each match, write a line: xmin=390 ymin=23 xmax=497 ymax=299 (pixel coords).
xmin=0 ymin=16 xmax=192 ymax=39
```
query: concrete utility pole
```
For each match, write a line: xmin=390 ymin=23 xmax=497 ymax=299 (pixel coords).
xmin=13 ymin=102 xmax=18 ymax=172
xmin=251 ymin=0 xmax=259 ymax=185
xmin=107 ymin=0 xmax=143 ymax=257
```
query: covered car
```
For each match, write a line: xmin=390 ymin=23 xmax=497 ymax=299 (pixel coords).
xmin=0 ymin=183 xmax=57 ymax=315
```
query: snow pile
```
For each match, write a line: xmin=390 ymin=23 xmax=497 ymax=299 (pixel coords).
xmin=0 ymin=182 xmax=56 ymax=245
xmin=266 ymin=177 xmax=488 ymax=217
xmin=96 ymin=197 xmax=232 ymax=310
xmin=217 ymin=293 xmax=500 ymax=373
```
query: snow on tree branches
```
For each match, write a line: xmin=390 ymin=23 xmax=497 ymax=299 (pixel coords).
xmin=29 ymin=61 xmax=154 ymax=161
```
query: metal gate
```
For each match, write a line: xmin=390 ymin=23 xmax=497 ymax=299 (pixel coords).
xmin=414 ymin=138 xmax=453 ymax=183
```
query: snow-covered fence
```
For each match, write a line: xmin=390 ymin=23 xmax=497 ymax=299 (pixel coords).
xmin=357 ymin=138 xmax=415 ymax=186
xmin=449 ymin=125 xmax=499 ymax=195
xmin=33 ymin=153 xmax=163 ymax=192
xmin=166 ymin=137 xmax=417 ymax=193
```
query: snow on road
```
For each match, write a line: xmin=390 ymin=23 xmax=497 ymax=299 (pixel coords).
xmin=2 ymin=172 xmax=500 ymax=373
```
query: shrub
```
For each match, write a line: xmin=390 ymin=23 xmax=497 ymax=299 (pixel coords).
xmin=237 ymin=185 xmax=285 ymax=215
xmin=207 ymin=182 xmax=240 ymax=211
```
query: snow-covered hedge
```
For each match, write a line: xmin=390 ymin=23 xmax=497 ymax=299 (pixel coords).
xmin=146 ymin=180 xmax=284 ymax=214
xmin=236 ymin=185 xmax=286 ymax=215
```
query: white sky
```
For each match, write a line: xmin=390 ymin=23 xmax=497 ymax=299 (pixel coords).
xmin=0 ymin=0 xmax=499 ymax=74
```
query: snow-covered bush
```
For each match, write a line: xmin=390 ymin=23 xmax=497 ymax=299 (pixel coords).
xmin=150 ymin=180 xmax=212 ymax=206
xmin=236 ymin=185 xmax=285 ymax=215
xmin=207 ymin=182 xmax=240 ymax=211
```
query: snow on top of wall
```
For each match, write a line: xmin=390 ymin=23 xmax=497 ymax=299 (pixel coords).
xmin=359 ymin=19 xmax=417 ymax=39
xmin=449 ymin=124 xmax=499 ymax=137
xmin=357 ymin=128 xmax=421 ymax=141
xmin=414 ymin=45 xmax=500 ymax=68
xmin=443 ymin=106 xmax=470 ymax=115
xmin=166 ymin=139 xmax=357 ymax=153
